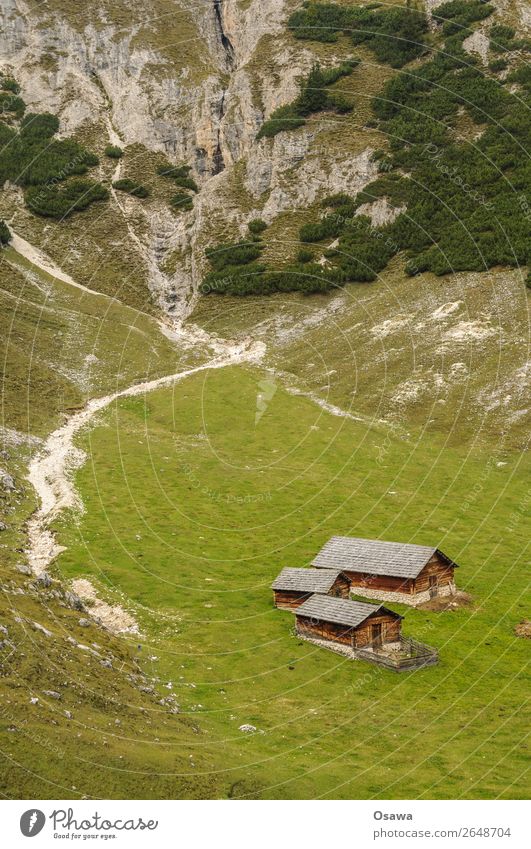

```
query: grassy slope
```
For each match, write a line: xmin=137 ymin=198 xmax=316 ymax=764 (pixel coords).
xmin=0 ymin=250 xmax=224 ymax=799
xmin=191 ymin=263 xmax=530 ymax=449
xmin=0 ymin=559 xmax=226 ymax=800
xmin=1 ymin=0 xmax=529 ymax=801
xmin=54 ymin=365 xmax=529 ymax=799
xmin=0 ymin=247 xmax=191 ymax=436
xmin=0 ymin=177 xmax=155 ymax=315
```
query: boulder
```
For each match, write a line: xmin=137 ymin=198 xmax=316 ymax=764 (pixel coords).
xmin=34 ymin=572 xmax=52 ymax=588
xmin=0 ymin=471 xmax=15 ymax=491
xmin=64 ymin=591 xmax=84 ymax=611
xmin=32 ymin=621 xmax=52 ymax=637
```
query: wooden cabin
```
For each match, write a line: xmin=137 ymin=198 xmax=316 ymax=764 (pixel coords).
xmin=312 ymin=536 xmax=458 ymax=606
xmin=295 ymin=595 xmax=402 ymax=648
xmin=271 ymin=567 xmax=350 ymax=610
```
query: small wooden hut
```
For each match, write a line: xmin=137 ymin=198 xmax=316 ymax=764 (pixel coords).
xmin=294 ymin=595 xmax=402 ymax=648
xmin=271 ymin=567 xmax=350 ymax=610
xmin=312 ymin=536 xmax=458 ymax=606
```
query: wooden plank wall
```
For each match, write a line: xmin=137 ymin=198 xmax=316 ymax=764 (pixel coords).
xmin=273 ymin=590 xmax=309 ymax=609
xmin=296 ymin=615 xmax=354 ymax=645
xmin=331 ymin=575 xmax=351 ymax=598
xmin=344 ymin=571 xmax=413 ymax=593
xmin=345 ymin=555 xmax=455 ymax=596
xmin=353 ymin=613 xmax=401 ymax=648
xmin=273 ymin=575 xmax=350 ymax=608
xmin=414 ymin=555 xmax=455 ymax=593
xmin=297 ymin=613 xmax=401 ymax=647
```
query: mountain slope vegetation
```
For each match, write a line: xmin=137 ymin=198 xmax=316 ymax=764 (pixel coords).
xmin=200 ymin=1 xmax=530 ymax=293
xmin=0 ymin=0 xmax=529 ymax=800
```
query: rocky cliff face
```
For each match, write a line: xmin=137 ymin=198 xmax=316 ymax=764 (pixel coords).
xmin=3 ymin=0 xmax=528 ymax=320
xmin=0 ymin=0 xmax=297 ymax=177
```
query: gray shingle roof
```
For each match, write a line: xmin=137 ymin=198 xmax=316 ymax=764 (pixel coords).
xmin=295 ymin=595 xmax=390 ymax=628
xmin=312 ymin=536 xmax=457 ymax=579
xmin=271 ymin=567 xmax=344 ymax=593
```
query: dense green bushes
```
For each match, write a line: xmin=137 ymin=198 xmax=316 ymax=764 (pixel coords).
xmin=248 ymin=218 xmax=267 ymax=235
xmin=349 ymin=5 xmax=428 ymax=68
xmin=301 ymin=212 xmax=398 ymax=282
xmin=202 ymin=1 xmax=530 ymax=296
xmin=20 ymin=112 xmax=59 ymax=139
xmin=297 ymin=1 xmax=530 ymax=281
xmin=433 ymin=1 xmax=493 ymax=35
xmin=488 ymin=23 xmax=530 ymax=53
xmin=289 ymin=3 xmax=428 ymax=68
xmin=333 ymin=218 xmax=397 ymax=282
xmin=158 ymin=161 xmax=198 ymax=191
xmin=205 ymin=240 xmax=264 ymax=271
xmin=488 ymin=58 xmax=508 ymax=73
xmin=105 ymin=144 xmax=123 ymax=158
xmin=257 ymin=60 xmax=357 ymax=139
xmin=489 ymin=24 xmax=515 ymax=50
xmin=0 ymin=123 xmax=99 ymax=188
xmin=507 ymin=63 xmax=531 ymax=91
xmin=0 ymin=91 xmax=25 ymax=118
xmin=174 ymin=175 xmax=198 ymax=192
xmin=158 ymin=160 xmax=197 ymax=210
xmin=202 ymin=258 xmax=344 ymax=296
xmin=1 ymin=77 xmax=20 ymax=94
xmin=157 ymin=163 xmax=188 ymax=178
xmin=299 ymin=212 xmax=345 ymax=243
xmin=201 ymin=237 xmax=266 ymax=294
xmin=0 ymin=109 xmax=99 ymax=191
xmin=25 ymin=180 xmax=109 ymax=218
xmin=257 ymin=107 xmax=306 ymax=139
xmin=297 ymin=248 xmax=314 ymax=263
xmin=112 ymin=178 xmax=150 ymax=198
xmin=170 ymin=192 xmax=194 ymax=211
xmin=288 ymin=2 xmax=354 ymax=43
xmin=201 ymin=220 xmax=346 ymax=295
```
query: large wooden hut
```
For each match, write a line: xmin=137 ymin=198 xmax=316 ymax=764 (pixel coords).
xmin=271 ymin=567 xmax=350 ymax=609
xmin=312 ymin=536 xmax=458 ymax=606
xmin=295 ymin=595 xmax=402 ymax=648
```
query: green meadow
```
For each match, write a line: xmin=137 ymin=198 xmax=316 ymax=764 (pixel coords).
xmin=55 ymin=365 xmax=530 ymax=799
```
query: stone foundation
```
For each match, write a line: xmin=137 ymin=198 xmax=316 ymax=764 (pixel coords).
xmin=297 ymin=633 xmax=354 ymax=659
xmin=350 ymin=581 xmax=456 ymax=607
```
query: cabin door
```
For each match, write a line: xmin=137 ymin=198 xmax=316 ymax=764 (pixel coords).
xmin=371 ymin=623 xmax=383 ymax=647
xmin=429 ymin=575 xmax=438 ymax=598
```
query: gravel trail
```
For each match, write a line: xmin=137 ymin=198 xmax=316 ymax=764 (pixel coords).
xmin=26 ymin=338 xmax=265 ymax=577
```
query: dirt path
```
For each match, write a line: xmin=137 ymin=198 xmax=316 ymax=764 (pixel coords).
xmin=13 ymin=233 xmax=261 ymax=585
xmin=17 ymin=230 xmax=365 ymax=608
xmin=14 ymin=233 xmax=268 ymax=632
xmin=9 ymin=230 xmax=231 ymax=355
xmin=10 ymin=231 xmax=104 ymax=296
